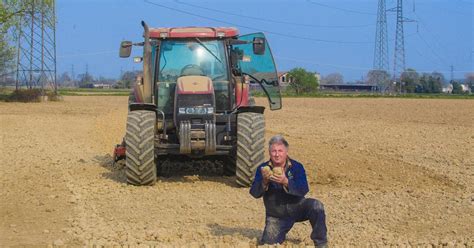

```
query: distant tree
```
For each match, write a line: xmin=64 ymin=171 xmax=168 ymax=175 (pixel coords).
xmin=418 ymin=73 xmax=429 ymax=93
xmin=287 ymin=68 xmax=319 ymax=94
xmin=0 ymin=1 xmax=19 ymax=79
xmin=0 ymin=35 xmax=15 ymax=80
xmin=321 ymin=72 xmax=344 ymax=85
xmin=465 ymin=72 xmax=474 ymax=92
xmin=119 ymin=70 xmax=141 ymax=89
xmin=58 ymin=72 xmax=71 ymax=86
xmin=1 ymin=1 xmax=54 ymax=23
xmin=400 ymin=68 xmax=419 ymax=93
xmin=418 ymin=72 xmax=443 ymax=93
xmin=0 ymin=0 xmax=24 ymax=26
xmin=77 ymin=73 xmax=94 ymax=88
xmin=451 ymin=81 xmax=463 ymax=94
xmin=96 ymin=76 xmax=115 ymax=85
xmin=430 ymin=72 xmax=443 ymax=93
xmin=366 ymin=69 xmax=390 ymax=91
xmin=1 ymin=1 xmax=54 ymax=81
xmin=431 ymin=71 xmax=446 ymax=85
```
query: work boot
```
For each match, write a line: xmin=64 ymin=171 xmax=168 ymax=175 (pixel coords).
xmin=314 ymin=242 xmax=328 ymax=248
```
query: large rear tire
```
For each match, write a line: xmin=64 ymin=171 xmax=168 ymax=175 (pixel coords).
xmin=125 ymin=110 xmax=157 ymax=186
xmin=236 ymin=112 xmax=265 ymax=187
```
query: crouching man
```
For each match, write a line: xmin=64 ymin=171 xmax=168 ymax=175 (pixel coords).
xmin=250 ymin=135 xmax=328 ymax=247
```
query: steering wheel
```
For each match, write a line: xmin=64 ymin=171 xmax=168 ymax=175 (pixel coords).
xmin=212 ymin=74 xmax=227 ymax=81
xmin=180 ymin=64 xmax=204 ymax=76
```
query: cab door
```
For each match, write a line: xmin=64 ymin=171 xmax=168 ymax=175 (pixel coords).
xmin=234 ymin=33 xmax=282 ymax=110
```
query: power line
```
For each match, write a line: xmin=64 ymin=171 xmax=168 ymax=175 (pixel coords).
xmin=436 ymin=0 xmax=472 ymax=16
xmin=174 ymin=0 xmax=374 ymax=29
xmin=306 ymin=0 xmax=376 ymax=15
xmin=275 ymin=55 xmax=471 ymax=73
xmin=57 ymin=50 xmax=116 ymax=58
xmin=143 ymin=0 xmax=374 ymax=45
xmin=415 ymin=32 xmax=449 ymax=66
xmin=412 ymin=11 xmax=453 ymax=65
xmin=409 ymin=40 xmax=443 ymax=67
xmin=275 ymin=55 xmax=373 ymax=71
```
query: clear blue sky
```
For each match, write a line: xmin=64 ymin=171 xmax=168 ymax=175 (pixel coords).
xmin=56 ymin=0 xmax=473 ymax=82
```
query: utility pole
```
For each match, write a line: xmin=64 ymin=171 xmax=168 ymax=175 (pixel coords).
xmin=71 ymin=64 xmax=76 ymax=87
xmin=373 ymin=0 xmax=389 ymax=72
xmin=15 ymin=0 xmax=57 ymax=94
xmin=388 ymin=0 xmax=414 ymax=93
xmin=450 ymin=65 xmax=454 ymax=82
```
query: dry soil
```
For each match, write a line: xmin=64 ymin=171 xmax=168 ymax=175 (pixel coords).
xmin=0 ymin=96 xmax=473 ymax=247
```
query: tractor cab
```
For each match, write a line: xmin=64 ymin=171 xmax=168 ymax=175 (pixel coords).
xmin=121 ymin=25 xmax=281 ymax=113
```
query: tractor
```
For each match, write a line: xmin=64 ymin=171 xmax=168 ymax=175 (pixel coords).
xmin=115 ymin=21 xmax=281 ymax=187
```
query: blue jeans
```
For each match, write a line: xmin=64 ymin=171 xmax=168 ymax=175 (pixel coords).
xmin=260 ymin=198 xmax=327 ymax=245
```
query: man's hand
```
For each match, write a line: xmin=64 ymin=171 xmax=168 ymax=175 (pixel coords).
xmin=261 ymin=166 xmax=272 ymax=186
xmin=270 ymin=170 xmax=288 ymax=187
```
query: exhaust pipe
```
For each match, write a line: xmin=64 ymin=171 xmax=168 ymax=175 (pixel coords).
xmin=141 ymin=21 xmax=152 ymax=103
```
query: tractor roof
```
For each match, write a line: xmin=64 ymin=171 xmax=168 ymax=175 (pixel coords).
xmin=149 ymin=27 xmax=239 ymax=39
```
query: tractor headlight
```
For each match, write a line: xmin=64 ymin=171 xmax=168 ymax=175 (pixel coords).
xmin=180 ymin=107 xmax=214 ymax=114
xmin=186 ymin=108 xmax=194 ymax=114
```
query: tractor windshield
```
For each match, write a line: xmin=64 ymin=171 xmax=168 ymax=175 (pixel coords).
xmin=156 ymin=39 xmax=229 ymax=113
xmin=158 ymin=39 xmax=227 ymax=81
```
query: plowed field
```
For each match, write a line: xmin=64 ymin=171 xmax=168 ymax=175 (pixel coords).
xmin=1 ymin=96 xmax=473 ymax=247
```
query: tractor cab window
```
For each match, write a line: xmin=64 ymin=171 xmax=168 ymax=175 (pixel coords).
xmin=156 ymin=39 xmax=229 ymax=113
xmin=233 ymin=33 xmax=281 ymax=110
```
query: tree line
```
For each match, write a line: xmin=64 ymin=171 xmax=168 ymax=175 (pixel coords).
xmin=55 ymin=70 xmax=141 ymax=89
xmin=284 ymin=68 xmax=473 ymax=95
xmin=366 ymin=69 xmax=473 ymax=94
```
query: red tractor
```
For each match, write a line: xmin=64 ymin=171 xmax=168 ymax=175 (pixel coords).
xmin=115 ymin=21 xmax=281 ymax=186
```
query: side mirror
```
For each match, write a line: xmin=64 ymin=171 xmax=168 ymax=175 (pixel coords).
xmin=253 ymin=37 xmax=265 ymax=55
xmin=119 ymin=41 xmax=132 ymax=58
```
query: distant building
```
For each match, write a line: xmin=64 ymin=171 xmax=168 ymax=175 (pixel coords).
xmin=442 ymin=83 xmax=470 ymax=93
xmin=278 ymin=72 xmax=290 ymax=88
xmin=319 ymin=83 xmax=379 ymax=92
xmin=460 ymin=84 xmax=470 ymax=92
xmin=93 ymin=83 xmax=111 ymax=89
xmin=249 ymin=71 xmax=320 ymax=92
xmin=442 ymin=84 xmax=453 ymax=93
xmin=277 ymin=71 xmax=321 ymax=89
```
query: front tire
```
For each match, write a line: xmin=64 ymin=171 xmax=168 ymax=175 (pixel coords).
xmin=125 ymin=110 xmax=157 ymax=186
xmin=235 ymin=112 xmax=265 ymax=187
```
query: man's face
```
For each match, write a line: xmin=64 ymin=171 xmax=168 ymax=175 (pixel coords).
xmin=269 ymin=143 xmax=288 ymax=166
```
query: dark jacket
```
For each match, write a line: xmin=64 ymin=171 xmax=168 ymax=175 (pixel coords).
xmin=249 ymin=158 xmax=309 ymax=217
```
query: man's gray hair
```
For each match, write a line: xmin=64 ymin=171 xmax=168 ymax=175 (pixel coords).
xmin=268 ymin=135 xmax=289 ymax=149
